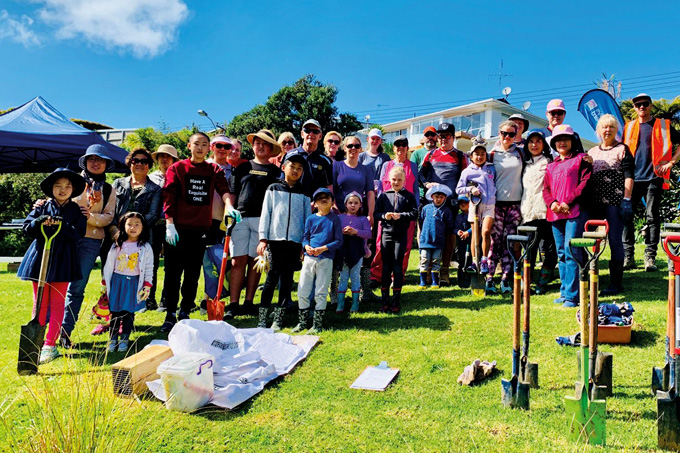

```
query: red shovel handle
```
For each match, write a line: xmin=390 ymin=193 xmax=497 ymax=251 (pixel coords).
xmin=584 ymin=219 xmax=609 ymax=236
xmin=663 ymin=235 xmax=680 ymax=276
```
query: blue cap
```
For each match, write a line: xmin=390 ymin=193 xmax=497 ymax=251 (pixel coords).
xmin=313 ymin=187 xmax=334 ymax=201
xmin=458 ymin=196 xmax=470 ymax=203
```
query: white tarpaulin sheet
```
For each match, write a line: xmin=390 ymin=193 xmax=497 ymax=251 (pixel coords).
xmin=146 ymin=320 xmax=318 ymax=409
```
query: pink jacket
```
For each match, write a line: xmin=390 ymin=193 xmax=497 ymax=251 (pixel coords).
xmin=542 ymin=153 xmax=592 ymax=222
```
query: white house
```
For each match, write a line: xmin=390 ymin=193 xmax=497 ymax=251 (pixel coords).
xmin=380 ymin=98 xmax=596 ymax=151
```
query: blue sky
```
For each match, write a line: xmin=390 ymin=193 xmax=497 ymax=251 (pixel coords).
xmin=1 ymin=0 xmax=680 ymax=142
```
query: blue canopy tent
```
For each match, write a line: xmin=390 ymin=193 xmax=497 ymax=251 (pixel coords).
xmin=0 ymin=96 xmax=129 ymax=173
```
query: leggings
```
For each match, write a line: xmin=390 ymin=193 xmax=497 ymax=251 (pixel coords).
xmin=260 ymin=241 xmax=301 ymax=308
xmin=339 ymin=260 xmax=362 ymax=294
xmin=381 ymin=235 xmax=408 ymax=290
xmin=110 ymin=311 xmax=134 ymax=337
xmin=32 ymin=282 xmax=68 ymax=347
xmin=488 ymin=203 xmax=522 ymax=279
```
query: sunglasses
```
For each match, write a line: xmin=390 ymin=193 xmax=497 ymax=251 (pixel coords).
xmin=439 ymin=133 xmax=453 ymax=140
xmin=213 ymin=143 xmax=232 ymax=150
xmin=345 ymin=143 xmax=362 ymax=149
xmin=395 ymin=142 xmax=408 ymax=147
xmin=327 ymin=139 xmax=340 ymax=145
xmin=281 ymin=140 xmax=295 ymax=146
xmin=549 ymin=110 xmax=565 ymax=117
xmin=500 ymin=131 xmax=517 ymax=138
xmin=303 ymin=128 xmax=321 ymax=135
xmin=635 ymin=101 xmax=650 ymax=108
xmin=130 ymin=158 xmax=151 ymax=165
xmin=424 ymin=132 xmax=438 ymax=138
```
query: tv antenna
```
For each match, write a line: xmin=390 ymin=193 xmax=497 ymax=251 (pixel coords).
xmin=522 ymin=101 xmax=532 ymax=111
xmin=489 ymin=59 xmax=512 ymax=90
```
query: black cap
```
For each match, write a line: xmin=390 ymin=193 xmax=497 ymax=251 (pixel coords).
xmin=282 ymin=153 xmax=306 ymax=167
xmin=393 ymin=135 xmax=409 ymax=146
xmin=437 ymin=122 xmax=455 ymax=135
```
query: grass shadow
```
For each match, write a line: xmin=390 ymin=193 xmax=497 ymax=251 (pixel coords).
xmin=629 ymin=329 xmax=660 ymax=348
xmin=331 ymin=314 xmax=451 ymax=332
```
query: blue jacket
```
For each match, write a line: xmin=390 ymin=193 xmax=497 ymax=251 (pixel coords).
xmin=302 ymin=212 xmax=343 ymax=260
xmin=259 ymin=181 xmax=311 ymax=244
xmin=17 ymin=199 xmax=87 ymax=282
xmin=419 ymin=203 xmax=454 ymax=249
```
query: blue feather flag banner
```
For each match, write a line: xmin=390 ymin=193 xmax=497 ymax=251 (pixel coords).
xmin=577 ymin=89 xmax=625 ymax=142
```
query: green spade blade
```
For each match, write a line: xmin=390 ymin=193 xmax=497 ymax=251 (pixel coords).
xmin=565 ymin=385 xmax=606 ymax=445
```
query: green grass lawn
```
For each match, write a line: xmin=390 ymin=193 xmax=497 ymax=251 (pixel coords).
xmin=0 ymin=248 xmax=671 ymax=452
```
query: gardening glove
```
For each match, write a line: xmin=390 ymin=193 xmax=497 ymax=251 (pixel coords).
xmin=100 ymin=280 xmax=107 ymax=294
xmin=34 ymin=214 xmax=50 ymax=225
xmin=138 ymin=286 xmax=151 ymax=301
xmin=166 ymin=223 xmax=179 ymax=246
xmin=225 ymin=208 xmax=242 ymax=224
xmin=620 ymin=198 xmax=633 ymax=223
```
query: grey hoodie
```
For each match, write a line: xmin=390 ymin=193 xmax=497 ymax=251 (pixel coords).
xmin=259 ymin=181 xmax=311 ymax=243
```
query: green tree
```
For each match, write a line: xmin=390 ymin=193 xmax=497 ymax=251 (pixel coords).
xmin=0 ymin=173 xmax=47 ymax=255
xmin=225 ymin=75 xmax=362 ymax=153
xmin=121 ymin=126 xmax=199 ymax=159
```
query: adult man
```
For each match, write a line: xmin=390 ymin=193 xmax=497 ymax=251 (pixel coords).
xmin=622 ymin=93 xmax=680 ymax=271
xmin=540 ymin=99 xmax=584 ymax=156
xmin=419 ymin=122 xmax=466 ymax=286
xmin=161 ymin=132 xmax=231 ymax=332
xmin=224 ymin=129 xmax=282 ymax=319
xmin=508 ymin=113 xmax=529 ymax=151
xmin=282 ymin=119 xmax=333 ymax=197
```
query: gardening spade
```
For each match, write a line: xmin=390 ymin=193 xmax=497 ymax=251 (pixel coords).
xmin=469 ymin=192 xmax=485 ymax=298
xmin=207 ymin=216 xmax=236 ymax=321
xmin=17 ymin=220 xmax=62 ymax=376
xmin=582 ymin=220 xmax=613 ymax=398
xmin=516 ymin=225 xmax=538 ymax=389
xmin=653 ymin=223 xmax=680 ymax=395
xmin=565 ymin=237 xmax=606 ymax=446
xmin=501 ymin=233 xmax=533 ymax=409
xmin=657 ymin=234 xmax=680 ymax=450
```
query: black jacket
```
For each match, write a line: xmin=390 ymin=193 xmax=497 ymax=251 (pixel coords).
xmin=374 ymin=189 xmax=418 ymax=239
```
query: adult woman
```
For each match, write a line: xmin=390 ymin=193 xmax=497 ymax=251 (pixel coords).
xmin=332 ymin=135 xmax=375 ymax=303
xmin=60 ymin=144 xmax=116 ymax=348
xmin=109 ymin=149 xmax=162 ymax=312
xmin=359 ymin=128 xmax=391 ymax=183
xmin=371 ymin=136 xmax=419 ymax=283
xmin=587 ymin=114 xmax=634 ymax=295
xmin=486 ymin=120 xmax=524 ymax=294
xmin=324 ymin=131 xmax=344 ymax=162
xmin=271 ymin=132 xmax=298 ymax=167
xmin=149 ymin=144 xmax=179 ymax=310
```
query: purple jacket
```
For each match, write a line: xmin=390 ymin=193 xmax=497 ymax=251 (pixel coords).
xmin=455 ymin=162 xmax=497 ymax=204
xmin=543 ymin=153 xmax=592 ymax=222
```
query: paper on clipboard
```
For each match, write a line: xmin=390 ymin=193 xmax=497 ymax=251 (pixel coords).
xmin=350 ymin=361 xmax=399 ymax=391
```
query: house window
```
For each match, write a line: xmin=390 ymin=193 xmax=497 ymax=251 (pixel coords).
xmin=411 ymin=119 xmax=438 ymax=135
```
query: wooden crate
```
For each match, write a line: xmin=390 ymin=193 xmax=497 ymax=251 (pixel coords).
xmin=112 ymin=345 xmax=173 ymax=397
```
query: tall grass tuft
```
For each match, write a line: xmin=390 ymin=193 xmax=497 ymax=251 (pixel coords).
xmin=0 ymin=350 xmax=165 ymax=453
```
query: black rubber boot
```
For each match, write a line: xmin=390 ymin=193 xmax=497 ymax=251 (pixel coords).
xmin=380 ymin=289 xmax=390 ymax=313
xmin=360 ymin=267 xmax=379 ymax=303
xmin=600 ymin=260 xmax=624 ymax=296
xmin=391 ymin=290 xmax=401 ymax=314
xmin=257 ymin=306 xmax=268 ymax=328
xmin=291 ymin=308 xmax=309 ymax=333
xmin=271 ymin=307 xmax=285 ymax=331
xmin=308 ymin=310 xmax=324 ymax=334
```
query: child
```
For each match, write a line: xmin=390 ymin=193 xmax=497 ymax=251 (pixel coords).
xmin=102 ymin=212 xmax=154 ymax=351
xmin=257 ymin=154 xmax=311 ymax=330
xmin=454 ymin=197 xmax=472 ymax=288
xmin=375 ymin=166 xmax=418 ymax=313
xmin=520 ymin=129 xmax=556 ymax=294
xmin=293 ymin=188 xmax=343 ymax=333
xmin=18 ymin=168 xmax=87 ymax=364
xmin=543 ymin=124 xmax=592 ymax=308
xmin=336 ymin=192 xmax=372 ymax=313
xmin=419 ymin=184 xmax=454 ymax=288
xmin=455 ymin=142 xmax=496 ymax=276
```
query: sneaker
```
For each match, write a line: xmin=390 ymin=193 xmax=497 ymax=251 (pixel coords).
xmin=117 ymin=340 xmax=129 ymax=352
xmin=107 ymin=340 xmax=117 ymax=353
xmin=553 ymin=297 xmax=565 ymax=304
xmin=156 ymin=298 xmax=167 ymax=312
xmin=485 ymin=279 xmax=497 ymax=295
xmin=39 ymin=346 xmax=60 ymax=364
xmin=500 ymin=279 xmax=512 ymax=294
xmin=160 ymin=314 xmax=177 ymax=333
xmin=200 ymin=298 xmax=208 ymax=316
xmin=645 ymin=257 xmax=658 ymax=272
xmin=177 ymin=311 xmax=190 ymax=321
xmin=223 ymin=303 xmax=239 ymax=320
xmin=146 ymin=298 xmax=158 ymax=311
xmin=479 ymin=260 xmax=489 ymax=274
xmin=59 ymin=335 xmax=72 ymax=350
xmin=562 ymin=300 xmax=578 ymax=308
xmin=465 ymin=263 xmax=477 ymax=274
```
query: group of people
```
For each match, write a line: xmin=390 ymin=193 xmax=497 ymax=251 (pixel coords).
xmin=17 ymin=93 xmax=680 ymax=364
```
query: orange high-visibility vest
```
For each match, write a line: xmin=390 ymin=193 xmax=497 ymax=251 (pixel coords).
xmin=623 ymin=118 xmax=674 ymax=189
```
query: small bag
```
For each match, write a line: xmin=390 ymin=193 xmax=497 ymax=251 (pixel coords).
xmin=92 ymin=291 xmax=111 ymax=322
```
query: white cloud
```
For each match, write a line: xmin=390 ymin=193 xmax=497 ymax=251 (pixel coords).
xmin=0 ymin=10 xmax=41 ymax=47
xmin=36 ymin=0 xmax=189 ymax=58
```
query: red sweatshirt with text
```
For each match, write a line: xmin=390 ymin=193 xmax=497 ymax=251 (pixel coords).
xmin=163 ymin=159 xmax=230 ymax=230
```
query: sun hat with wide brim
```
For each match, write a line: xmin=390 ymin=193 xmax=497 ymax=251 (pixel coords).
xmin=549 ymin=124 xmax=576 ymax=150
xmin=78 ymin=144 xmax=116 ymax=172
xmin=151 ymin=144 xmax=180 ymax=163
xmin=40 ymin=167 xmax=87 ymax=199
xmin=247 ymin=129 xmax=282 ymax=157
xmin=425 ymin=183 xmax=453 ymax=201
